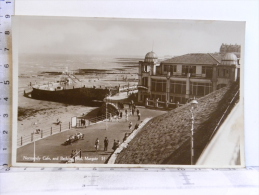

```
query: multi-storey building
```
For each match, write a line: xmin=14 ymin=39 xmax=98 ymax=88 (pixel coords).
xmin=137 ymin=46 xmax=240 ymax=108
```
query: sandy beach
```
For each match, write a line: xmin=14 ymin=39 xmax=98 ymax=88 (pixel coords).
xmin=17 ymin=65 xmax=138 ymax=139
xmin=18 ymin=77 xmax=98 ymax=138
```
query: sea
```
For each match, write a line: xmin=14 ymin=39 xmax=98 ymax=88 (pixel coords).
xmin=18 ymin=53 xmax=142 ymax=76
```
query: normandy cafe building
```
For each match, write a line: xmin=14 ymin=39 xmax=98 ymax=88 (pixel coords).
xmin=137 ymin=44 xmax=241 ymax=108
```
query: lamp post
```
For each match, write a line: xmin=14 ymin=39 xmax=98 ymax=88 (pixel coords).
xmin=105 ymin=95 xmax=111 ymax=130
xmin=33 ymin=139 xmax=35 ymax=162
xmin=190 ymin=98 xmax=198 ymax=165
xmin=106 ymin=97 xmax=108 ymax=130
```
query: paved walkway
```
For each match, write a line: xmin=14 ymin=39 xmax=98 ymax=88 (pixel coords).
xmin=17 ymin=106 xmax=167 ymax=164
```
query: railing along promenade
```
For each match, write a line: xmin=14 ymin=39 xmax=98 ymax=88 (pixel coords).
xmin=17 ymin=110 xmax=119 ymax=148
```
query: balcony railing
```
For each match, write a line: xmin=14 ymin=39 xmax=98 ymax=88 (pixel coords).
xmin=145 ymin=98 xmax=183 ymax=109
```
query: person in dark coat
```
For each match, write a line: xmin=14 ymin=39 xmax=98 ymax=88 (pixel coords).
xmin=104 ymin=137 xmax=109 ymax=151
xmin=112 ymin=140 xmax=117 ymax=151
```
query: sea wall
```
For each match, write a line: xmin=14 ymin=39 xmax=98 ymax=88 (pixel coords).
xmin=31 ymin=87 xmax=117 ymax=106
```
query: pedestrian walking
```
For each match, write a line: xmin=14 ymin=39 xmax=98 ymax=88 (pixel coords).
xmin=132 ymin=108 xmax=135 ymax=116
xmin=116 ymin=110 xmax=119 ymax=120
xmin=112 ymin=140 xmax=117 ymax=151
xmin=104 ymin=137 xmax=109 ymax=151
xmin=95 ymin=138 xmax=99 ymax=151
xmin=109 ymin=113 xmax=112 ymax=122
xmin=134 ymin=123 xmax=139 ymax=130
xmin=128 ymin=121 xmax=133 ymax=130
xmin=125 ymin=113 xmax=128 ymax=122
xmin=137 ymin=112 xmax=141 ymax=121
xmin=120 ymin=111 xmax=123 ymax=119
xmin=136 ymin=109 xmax=139 ymax=115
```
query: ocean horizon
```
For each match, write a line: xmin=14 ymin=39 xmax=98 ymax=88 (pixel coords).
xmin=18 ymin=53 xmax=142 ymax=76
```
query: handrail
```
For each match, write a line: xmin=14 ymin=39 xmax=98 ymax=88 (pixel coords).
xmin=17 ymin=109 xmax=120 ymax=148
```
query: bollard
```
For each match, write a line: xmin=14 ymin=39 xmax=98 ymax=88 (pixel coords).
xmin=41 ymin=130 xmax=43 ymax=138
xmin=60 ymin=124 xmax=61 ymax=132
xmin=21 ymin=136 xmax=23 ymax=146
xmin=69 ymin=122 xmax=70 ymax=129
xmin=51 ymin=127 xmax=52 ymax=135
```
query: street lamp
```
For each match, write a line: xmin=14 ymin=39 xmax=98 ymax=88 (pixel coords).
xmin=105 ymin=95 xmax=111 ymax=130
xmin=190 ymin=98 xmax=198 ymax=165
xmin=106 ymin=97 xmax=108 ymax=130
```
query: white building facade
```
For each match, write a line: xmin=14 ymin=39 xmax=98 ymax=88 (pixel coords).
xmin=137 ymin=48 xmax=240 ymax=108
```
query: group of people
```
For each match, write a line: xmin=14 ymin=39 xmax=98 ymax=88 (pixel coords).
xmin=79 ymin=118 xmax=86 ymax=127
xmin=108 ymin=107 xmax=141 ymax=123
xmin=64 ymin=132 xmax=84 ymax=145
xmin=128 ymin=122 xmax=139 ymax=130
xmin=93 ymin=137 xmax=122 ymax=152
xmin=94 ymin=137 xmax=110 ymax=151
xmin=92 ymin=101 xmax=144 ymax=152
xmin=124 ymin=108 xmax=140 ymax=121
xmin=112 ymin=139 xmax=120 ymax=151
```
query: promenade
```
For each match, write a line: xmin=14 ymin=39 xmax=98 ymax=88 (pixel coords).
xmin=17 ymin=105 xmax=167 ymax=164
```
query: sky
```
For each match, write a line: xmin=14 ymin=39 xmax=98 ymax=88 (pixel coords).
xmin=14 ymin=16 xmax=245 ymax=58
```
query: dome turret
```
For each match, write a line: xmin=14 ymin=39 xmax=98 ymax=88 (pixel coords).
xmin=144 ymin=51 xmax=158 ymax=63
xmin=221 ymin=53 xmax=237 ymax=65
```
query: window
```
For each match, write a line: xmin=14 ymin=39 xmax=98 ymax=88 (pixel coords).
xmin=170 ymin=65 xmax=177 ymax=73
xmin=202 ymin=66 xmax=206 ymax=74
xmin=191 ymin=66 xmax=196 ymax=74
xmin=164 ymin=65 xmax=170 ymax=73
xmin=182 ymin=65 xmax=187 ymax=75
xmin=202 ymin=66 xmax=213 ymax=78
xmin=170 ymin=81 xmax=186 ymax=94
xmin=224 ymin=69 xmax=229 ymax=78
xmin=191 ymin=82 xmax=212 ymax=96
xmin=218 ymin=68 xmax=230 ymax=78
xmin=151 ymin=79 xmax=166 ymax=92
xmin=142 ymin=77 xmax=148 ymax=87
xmin=182 ymin=65 xmax=196 ymax=75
